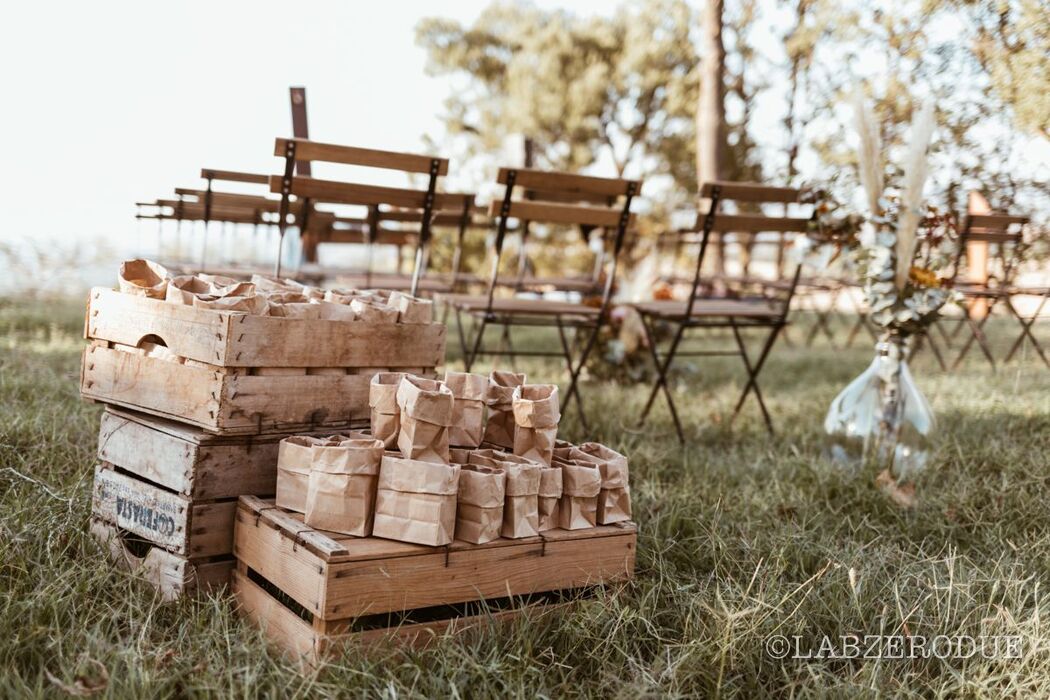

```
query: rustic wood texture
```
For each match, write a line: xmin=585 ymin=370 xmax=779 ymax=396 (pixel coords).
xmin=234 ymin=497 xmax=636 ymax=620
xmin=487 ymin=200 xmax=633 ymax=228
xmin=272 ymin=176 xmax=465 ymax=211
xmin=273 ymin=138 xmax=449 ymax=175
xmin=90 ymin=519 xmax=233 ymax=601
xmin=497 ymin=167 xmax=636 ymax=197
xmin=92 ymin=465 xmax=237 ymax=557
xmin=692 ymin=213 xmax=810 ymax=233
xmin=86 ymin=288 xmax=447 ymax=368
xmin=200 ymin=169 xmax=270 ymax=185
xmin=700 ymin=181 xmax=801 ymax=202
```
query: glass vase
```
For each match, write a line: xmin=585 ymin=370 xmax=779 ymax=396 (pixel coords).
xmin=824 ymin=333 xmax=935 ymax=479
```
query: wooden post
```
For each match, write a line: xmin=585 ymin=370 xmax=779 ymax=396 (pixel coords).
xmin=967 ymin=191 xmax=992 ymax=319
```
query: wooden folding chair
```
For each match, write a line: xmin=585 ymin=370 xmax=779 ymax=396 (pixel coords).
xmin=444 ymin=167 xmax=641 ymax=430
xmin=631 ymin=182 xmax=809 ymax=441
xmin=947 ymin=212 xmax=1029 ymax=369
xmin=1002 ymin=284 xmax=1050 ymax=367
xmin=270 ymin=138 xmax=464 ymax=294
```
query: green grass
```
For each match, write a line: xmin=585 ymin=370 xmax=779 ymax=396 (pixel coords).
xmin=1 ymin=295 xmax=1049 ymax=697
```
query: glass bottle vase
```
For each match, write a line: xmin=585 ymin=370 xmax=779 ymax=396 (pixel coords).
xmin=824 ymin=333 xmax=935 ymax=479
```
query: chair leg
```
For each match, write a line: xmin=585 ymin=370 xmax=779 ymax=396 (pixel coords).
xmin=638 ymin=315 xmax=687 ymax=443
xmin=952 ymin=302 xmax=998 ymax=370
xmin=466 ymin=314 xmax=489 ymax=373
xmin=555 ymin=317 xmax=590 ymax=434
xmin=453 ymin=307 xmax=471 ymax=370
xmin=1003 ymin=295 xmax=1050 ymax=367
xmin=728 ymin=320 xmax=782 ymax=433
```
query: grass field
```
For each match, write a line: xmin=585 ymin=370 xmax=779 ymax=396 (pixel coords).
xmin=2 ymin=296 xmax=1049 ymax=697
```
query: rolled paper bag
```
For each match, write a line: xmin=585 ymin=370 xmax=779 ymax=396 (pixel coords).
xmin=537 ymin=465 xmax=563 ymax=531
xmin=578 ymin=442 xmax=632 ymax=524
xmin=193 ymin=294 xmax=269 ymax=314
xmin=372 ymin=455 xmax=460 ymax=546
xmin=512 ymin=384 xmax=561 ymax=466
xmin=369 ymin=372 xmax=406 ymax=448
xmin=264 ymin=291 xmax=309 ymax=305
xmin=350 ymin=298 xmax=399 ymax=323
xmin=444 ymin=371 xmax=487 ymax=448
xmin=388 ymin=291 xmax=433 ymax=324
xmin=305 ymin=437 xmax=384 ymax=536
xmin=482 ymin=370 xmax=526 ymax=448
xmin=165 ymin=275 xmax=212 ymax=305
xmin=317 ymin=301 xmax=357 ymax=321
xmin=455 ymin=464 xmax=506 ymax=544
xmin=268 ymin=301 xmax=322 ymax=319
xmin=251 ymin=274 xmax=300 ymax=294
xmin=119 ymin=259 xmax=169 ymax=298
xmin=396 ymin=376 xmax=454 ymax=464
xmin=197 ymin=273 xmax=239 ymax=288
xmin=469 ymin=449 xmax=541 ymax=539
xmin=555 ymin=456 xmax=601 ymax=530
xmin=448 ymin=447 xmax=473 ymax=465
xmin=276 ymin=435 xmax=327 ymax=513
xmin=324 ymin=288 xmax=356 ymax=305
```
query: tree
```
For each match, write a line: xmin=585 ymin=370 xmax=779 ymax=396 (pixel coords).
xmin=696 ymin=0 xmax=726 ymax=187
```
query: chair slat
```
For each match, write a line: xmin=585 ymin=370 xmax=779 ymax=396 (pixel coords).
xmin=199 ymin=169 xmax=270 ymax=185
xmin=487 ymin=199 xmax=630 ymax=228
xmin=272 ymin=176 xmax=463 ymax=210
xmin=693 ymin=213 xmax=810 ymax=233
xmin=497 ymin=167 xmax=636 ymax=198
xmin=700 ymin=181 xmax=801 ymax=203
xmin=966 ymin=214 xmax=1028 ymax=230
xmin=273 ymin=138 xmax=449 ymax=176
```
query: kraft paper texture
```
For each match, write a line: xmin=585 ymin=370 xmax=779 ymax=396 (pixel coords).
xmin=481 ymin=370 xmax=526 ymax=448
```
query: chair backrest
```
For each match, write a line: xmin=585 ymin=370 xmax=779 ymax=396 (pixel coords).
xmin=953 ymin=212 xmax=1029 ymax=287
xmin=483 ymin=167 xmax=640 ymax=317
xmin=270 ymin=137 xmax=453 ymax=290
xmin=682 ymin=182 xmax=811 ymax=318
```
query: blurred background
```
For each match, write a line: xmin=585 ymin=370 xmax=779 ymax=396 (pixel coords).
xmin=0 ymin=0 xmax=1046 ymax=297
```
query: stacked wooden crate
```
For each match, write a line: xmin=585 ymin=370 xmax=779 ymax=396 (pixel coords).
xmin=82 ymin=287 xmax=446 ymax=598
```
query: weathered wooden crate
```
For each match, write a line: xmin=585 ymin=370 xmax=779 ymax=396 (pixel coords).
xmin=232 ymin=496 xmax=637 ymax=660
xmin=81 ymin=287 xmax=445 ymax=435
xmin=89 ymin=519 xmax=233 ymax=601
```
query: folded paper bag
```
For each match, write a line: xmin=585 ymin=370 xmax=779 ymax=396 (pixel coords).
xmin=512 ymin=384 xmax=561 ymax=466
xmin=193 ymin=294 xmax=269 ymax=314
xmin=165 ymin=275 xmax=212 ymax=305
xmin=469 ymin=449 xmax=542 ymax=539
xmin=556 ymin=457 xmax=601 ymax=530
xmin=372 ymin=456 xmax=460 ymax=546
xmin=537 ymin=465 xmax=563 ymax=532
xmin=455 ymin=464 xmax=506 ymax=544
xmin=389 ymin=291 xmax=434 ymax=324
xmin=482 ymin=370 xmax=526 ymax=448
xmin=350 ymin=297 xmax=399 ymax=323
xmin=578 ymin=442 xmax=632 ymax=524
xmin=276 ymin=435 xmax=332 ymax=513
xmin=119 ymin=259 xmax=170 ymax=299
xmin=396 ymin=376 xmax=454 ymax=464
xmin=305 ymin=437 xmax=385 ymax=537
xmin=445 ymin=371 xmax=487 ymax=448
xmin=369 ymin=372 xmax=406 ymax=448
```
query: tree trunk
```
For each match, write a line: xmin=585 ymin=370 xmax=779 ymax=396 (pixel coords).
xmin=697 ymin=0 xmax=727 ymax=273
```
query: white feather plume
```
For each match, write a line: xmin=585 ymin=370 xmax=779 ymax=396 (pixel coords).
xmin=852 ymin=89 xmax=884 ymax=218
xmin=894 ymin=99 xmax=936 ymax=290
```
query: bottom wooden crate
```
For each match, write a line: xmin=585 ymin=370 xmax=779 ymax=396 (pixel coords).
xmin=90 ymin=519 xmax=233 ymax=600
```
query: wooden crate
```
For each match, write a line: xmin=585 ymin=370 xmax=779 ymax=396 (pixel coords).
xmin=81 ymin=287 xmax=446 ymax=435
xmin=90 ymin=519 xmax=233 ymax=601
xmin=232 ymin=495 xmax=636 ymax=659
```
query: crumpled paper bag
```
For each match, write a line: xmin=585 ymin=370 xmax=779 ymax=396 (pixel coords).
xmin=351 ymin=297 xmax=399 ymax=323
xmin=578 ymin=442 xmax=632 ymax=524
xmin=277 ymin=435 xmax=330 ymax=513
xmin=537 ymin=465 xmax=563 ymax=531
xmin=455 ymin=464 xmax=506 ymax=544
xmin=396 ymin=376 xmax=453 ymax=464
xmin=119 ymin=259 xmax=170 ymax=298
xmin=469 ymin=449 xmax=542 ymax=539
xmin=372 ymin=454 xmax=461 ymax=546
xmin=389 ymin=291 xmax=433 ymax=324
xmin=512 ymin=384 xmax=560 ymax=466
xmin=192 ymin=293 xmax=269 ymax=314
xmin=369 ymin=372 xmax=406 ymax=448
xmin=481 ymin=370 xmax=526 ymax=449
xmin=554 ymin=450 xmax=601 ymax=530
xmin=444 ymin=371 xmax=487 ymax=448
xmin=305 ymin=436 xmax=384 ymax=536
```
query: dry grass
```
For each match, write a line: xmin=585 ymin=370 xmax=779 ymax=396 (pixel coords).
xmin=1 ymin=296 xmax=1049 ymax=697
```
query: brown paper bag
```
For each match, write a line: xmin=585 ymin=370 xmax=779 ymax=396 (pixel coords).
xmin=165 ymin=275 xmax=212 ymax=305
xmin=369 ymin=372 xmax=406 ymax=448
xmin=388 ymin=291 xmax=434 ymax=324
xmin=317 ymin=301 xmax=357 ymax=321
xmin=193 ymin=294 xmax=268 ymax=314
xmin=267 ymin=301 xmax=322 ymax=319
xmin=537 ymin=465 xmax=563 ymax=531
xmin=481 ymin=370 xmax=526 ymax=449
xmin=448 ymin=447 xmax=473 ymax=465
xmin=350 ymin=297 xmax=399 ymax=323
xmin=578 ymin=442 xmax=632 ymax=524
xmin=455 ymin=464 xmax=506 ymax=544
xmin=305 ymin=437 xmax=385 ymax=536
xmin=119 ymin=259 xmax=169 ymax=298
xmin=276 ymin=435 xmax=326 ymax=513
xmin=251 ymin=274 xmax=300 ymax=294
xmin=555 ymin=456 xmax=600 ymax=530
xmin=396 ymin=376 xmax=453 ymax=464
xmin=372 ymin=455 xmax=460 ymax=546
xmin=469 ymin=449 xmax=541 ymax=539
xmin=512 ymin=384 xmax=560 ymax=466
xmin=444 ymin=371 xmax=487 ymax=448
